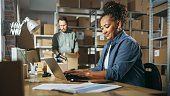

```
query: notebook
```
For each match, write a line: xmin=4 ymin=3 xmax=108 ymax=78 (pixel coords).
xmin=44 ymin=58 xmax=89 ymax=81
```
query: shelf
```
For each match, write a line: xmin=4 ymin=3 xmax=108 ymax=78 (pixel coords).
xmin=153 ymin=0 xmax=167 ymax=8
xmin=36 ymin=46 xmax=52 ymax=48
xmin=127 ymin=11 xmax=147 ymax=18
xmin=79 ymin=45 xmax=104 ymax=48
xmin=57 ymin=7 xmax=103 ymax=16
xmin=153 ymin=7 xmax=168 ymax=17
xmin=34 ymin=35 xmax=53 ymax=38
xmin=68 ymin=26 xmax=95 ymax=29
xmin=152 ymin=36 xmax=167 ymax=40
xmin=153 ymin=63 xmax=167 ymax=66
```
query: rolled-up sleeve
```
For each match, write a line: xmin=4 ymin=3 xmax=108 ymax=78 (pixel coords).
xmin=106 ymin=39 xmax=141 ymax=81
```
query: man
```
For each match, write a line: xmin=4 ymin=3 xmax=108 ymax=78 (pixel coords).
xmin=52 ymin=17 xmax=79 ymax=62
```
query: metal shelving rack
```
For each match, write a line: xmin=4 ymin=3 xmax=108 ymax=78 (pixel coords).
xmin=149 ymin=0 xmax=170 ymax=95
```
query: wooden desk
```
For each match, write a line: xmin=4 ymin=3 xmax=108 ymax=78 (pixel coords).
xmin=24 ymin=74 xmax=167 ymax=96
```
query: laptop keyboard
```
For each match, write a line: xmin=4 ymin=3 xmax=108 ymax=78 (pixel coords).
xmin=65 ymin=74 xmax=89 ymax=81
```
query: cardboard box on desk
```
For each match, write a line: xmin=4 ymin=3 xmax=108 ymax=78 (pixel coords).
xmin=16 ymin=29 xmax=34 ymax=49
xmin=0 ymin=61 xmax=24 ymax=96
xmin=26 ymin=48 xmax=40 ymax=70
xmin=58 ymin=63 xmax=68 ymax=72
xmin=63 ymin=53 xmax=79 ymax=70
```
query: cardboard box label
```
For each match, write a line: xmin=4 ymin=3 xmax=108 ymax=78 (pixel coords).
xmin=100 ymin=34 xmax=105 ymax=40
xmin=154 ymin=50 xmax=160 ymax=56
xmin=76 ymin=32 xmax=84 ymax=40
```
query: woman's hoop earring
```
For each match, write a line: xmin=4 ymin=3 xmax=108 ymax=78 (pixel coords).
xmin=117 ymin=28 xmax=122 ymax=32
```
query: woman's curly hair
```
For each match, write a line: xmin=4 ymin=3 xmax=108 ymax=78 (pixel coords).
xmin=101 ymin=1 xmax=127 ymax=27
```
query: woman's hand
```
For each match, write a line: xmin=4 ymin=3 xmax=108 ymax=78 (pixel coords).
xmin=64 ymin=70 xmax=92 ymax=78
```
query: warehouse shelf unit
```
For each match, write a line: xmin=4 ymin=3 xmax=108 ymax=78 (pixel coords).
xmin=149 ymin=0 xmax=170 ymax=95
xmin=34 ymin=35 xmax=53 ymax=60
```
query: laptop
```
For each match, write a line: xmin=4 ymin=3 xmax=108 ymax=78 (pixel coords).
xmin=44 ymin=58 xmax=89 ymax=81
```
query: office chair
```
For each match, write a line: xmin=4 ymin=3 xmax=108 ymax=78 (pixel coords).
xmin=144 ymin=63 xmax=162 ymax=90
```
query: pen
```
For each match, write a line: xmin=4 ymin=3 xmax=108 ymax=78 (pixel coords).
xmin=51 ymin=89 xmax=76 ymax=94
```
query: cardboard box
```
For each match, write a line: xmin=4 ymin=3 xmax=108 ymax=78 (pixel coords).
xmin=125 ymin=19 xmax=141 ymax=29
xmin=0 ymin=61 xmax=24 ymax=96
xmin=56 ymin=0 xmax=79 ymax=8
xmin=37 ymin=39 xmax=52 ymax=46
xmin=156 ymin=65 xmax=162 ymax=75
xmin=63 ymin=53 xmax=79 ymax=70
xmin=103 ymin=0 xmax=128 ymax=7
xmin=137 ymin=15 xmax=160 ymax=30
xmin=44 ymin=24 xmax=54 ymax=35
xmin=58 ymin=63 xmax=68 ymax=72
xmin=128 ymin=0 xmax=149 ymax=12
xmin=154 ymin=39 xmax=167 ymax=64
xmin=17 ymin=29 xmax=34 ymax=49
xmin=34 ymin=61 xmax=45 ymax=72
xmin=97 ymin=19 xmax=101 ymax=28
xmin=153 ymin=2 xmax=167 ymax=13
xmin=88 ymin=52 xmax=100 ymax=64
xmin=43 ymin=50 xmax=53 ymax=58
xmin=141 ymin=49 xmax=149 ymax=63
xmin=78 ymin=17 xmax=90 ymax=27
xmin=81 ymin=0 xmax=101 ymax=9
xmin=26 ymin=48 xmax=40 ymax=66
xmin=33 ymin=19 xmax=41 ymax=35
xmin=59 ymin=16 xmax=77 ymax=26
xmin=42 ymin=39 xmax=52 ymax=46
xmin=97 ymin=35 xmax=108 ymax=46
xmin=161 ymin=75 xmax=167 ymax=88
xmin=76 ymin=29 xmax=93 ymax=45
xmin=163 ymin=21 xmax=167 ymax=36
xmin=78 ymin=48 xmax=88 ymax=64
xmin=131 ymin=31 xmax=148 ymax=46
xmin=23 ymin=64 xmax=28 ymax=79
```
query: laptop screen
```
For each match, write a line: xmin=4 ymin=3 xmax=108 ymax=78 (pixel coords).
xmin=44 ymin=58 xmax=67 ymax=81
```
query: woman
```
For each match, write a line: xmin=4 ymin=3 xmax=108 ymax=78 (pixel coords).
xmin=65 ymin=1 xmax=145 ymax=87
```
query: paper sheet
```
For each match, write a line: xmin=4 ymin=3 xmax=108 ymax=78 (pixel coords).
xmin=32 ymin=83 xmax=122 ymax=93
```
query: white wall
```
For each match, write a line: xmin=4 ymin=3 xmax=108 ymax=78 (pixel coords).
xmin=20 ymin=9 xmax=54 ymax=24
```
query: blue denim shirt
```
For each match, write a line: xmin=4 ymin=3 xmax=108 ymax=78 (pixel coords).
xmin=91 ymin=30 xmax=145 ymax=87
